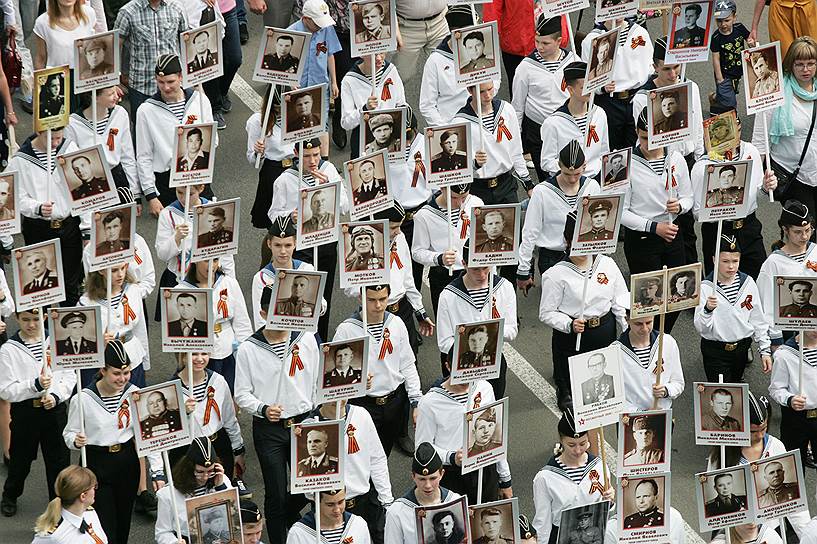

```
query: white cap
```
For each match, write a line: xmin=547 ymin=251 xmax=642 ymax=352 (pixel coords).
xmin=302 ymin=0 xmax=335 ymax=28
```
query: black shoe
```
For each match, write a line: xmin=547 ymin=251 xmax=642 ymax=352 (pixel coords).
xmin=134 ymin=490 xmax=158 ymax=514
xmin=239 ymin=23 xmax=249 ymax=45
xmin=332 ymin=127 xmax=347 ymax=149
xmin=214 ymin=111 xmax=227 ymax=130
xmin=556 ymin=390 xmax=573 ymax=412
xmin=396 ymin=435 xmax=414 ymax=456
xmin=221 ymin=96 xmax=232 ymax=113
xmin=805 ymin=454 xmax=817 ymax=469
xmin=19 ymin=97 xmax=32 ymax=114
xmin=1 ymin=496 xmax=16 ymax=517
xmin=235 ymin=478 xmax=252 ymax=499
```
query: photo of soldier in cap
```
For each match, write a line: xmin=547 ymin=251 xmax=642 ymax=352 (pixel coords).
xmin=416 ymin=496 xmax=471 ymax=544
xmin=353 ymin=1 xmax=391 ymax=43
xmin=577 ymin=199 xmax=616 ymax=242
xmin=94 ymin=209 xmax=131 ymax=256
xmin=671 ymin=2 xmax=709 ymax=49
xmin=474 ymin=207 xmax=515 ymax=254
xmin=430 ymin=127 xmax=469 ymax=173
xmin=197 ymin=205 xmax=234 ymax=247
xmin=705 ymin=164 xmax=746 ymax=208
xmin=295 ymin=424 xmax=340 ymax=477
xmin=456 ymin=322 xmax=500 ymax=369
xmin=77 ymin=34 xmax=115 ymax=80
xmin=54 ymin=310 xmax=97 ymax=356
xmin=176 ymin=125 xmax=214 ymax=173
xmin=623 ymin=415 xmax=665 ymax=466
xmin=704 ymin=114 xmax=740 ymax=155
xmin=778 ymin=279 xmax=817 ymax=319
xmin=703 ymin=469 xmax=749 ymax=517
xmin=344 ymin=223 xmax=385 ymax=271
xmin=468 ymin=500 xmax=519 ymax=544
xmin=361 ymin=109 xmax=403 ymax=156
xmin=457 ymin=25 xmax=496 ymax=74
xmin=322 ymin=342 xmax=363 ymax=388
xmin=35 ymin=68 xmax=68 ymax=131
xmin=557 ymin=503 xmax=608 ymax=544
xmin=59 ymin=146 xmax=113 ymax=203
xmin=135 ymin=383 xmax=184 ymax=440
xmin=631 ymin=273 xmax=665 ymax=316
xmin=467 ymin=404 xmax=503 ymax=456
xmin=753 ymin=454 xmax=801 ymax=508
xmin=650 ymin=88 xmax=688 ymax=134
xmin=274 ymin=272 xmax=320 ymax=318
xmin=350 ymin=155 xmax=389 ymax=206
xmin=622 ymin=477 xmax=666 ymax=529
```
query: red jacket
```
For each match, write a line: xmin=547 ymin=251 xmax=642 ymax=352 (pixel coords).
xmin=484 ymin=1 xmax=570 ymax=56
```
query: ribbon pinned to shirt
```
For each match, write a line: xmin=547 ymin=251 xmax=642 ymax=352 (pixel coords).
xmin=134 ymin=249 xmax=143 ymax=265
xmin=586 ymin=125 xmax=599 ymax=146
xmin=346 ymin=424 xmax=360 ymax=454
xmin=588 ymin=469 xmax=605 ymax=494
xmin=389 ymin=242 xmax=403 ymax=269
xmin=412 ymin=152 xmax=425 ymax=187
xmin=186 ymin=114 xmax=198 ymax=125
xmin=289 ymin=345 xmax=304 ymax=376
xmin=381 ymin=78 xmax=393 ymax=101
xmin=631 ymin=36 xmax=646 ymax=49
xmin=491 ymin=297 xmax=500 ymax=319
xmin=378 ymin=328 xmax=393 ymax=360
xmin=665 ymin=165 xmax=677 ymax=191
xmin=741 ymin=295 xmax=753 ymax=310
xmin=496 ymin=117 xmax=512 ymax=143
xmin=473 ymin=391 xmax=482 ymax=409
xmin=460 ymin=210 xmax=470 ymax=239
xmin=106 ymin=128 xmax=119 ymax=151
xmin=203 ymin=386 xmax=221 ymax=425
xmin=808 ymin=261 xmax=817 ymax=272
xmin=117 ymin=399 xmax=130 ymax=429
xmin=316 ymin=42 xmax=327 ymax=55
xmin=122 ymin=294 xmax=136 ymax=325
xmin=217 ymin=288 xmax=229 ymax=318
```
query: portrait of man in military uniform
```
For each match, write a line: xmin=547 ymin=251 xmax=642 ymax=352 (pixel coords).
xmin=275 ymin=274 xmax=318 ymax=318
xmin=755 ymin=458 xmax=801 ymax=508
xmin=296 ymin=428 xmax=339 ymax=477
xmin=66 ymin=154 xmax=110 ymax=202
xmin=672 ymin=3 xmax=707 ymax=49
xmin=457 ymin=324 xmax=497 ymax=369
xmin=705 ymin=165 xmax=745 ymax=208
xmin=430 ymin=129 xmax=468 ymax=173
xmin=344 ymin=224 xmax=385 ymax=272
xmin=20 ymin=247 xmax=59 ymax=295
xmin=471 ymin=506 xmax=514 ymax=544
xmin=363 ymin=112 xmax=401 ymax=155
xmin=323 ymin=343 xmax=363 ymax=387
xmin=623 ymin=416 xmax=664 ymax=466
xmin=262 ymin=33 xmax=301 ymax=73
xmin=78 ymin=35 xmax=115 ymax=80
xmin=286 ymin=90 xmax=322 ymax=133
xmin=138 ymin=389 xmax=183 ymax=440
xmin=351 ymin=158 xmax=388 ymax=206
xmin=176 ymin=127 xmax=212 ymax=173
xmin=602 ymin=151 xmax=628 ymax=188
xmin=429 ymin=510 xmax=467 ymax=544
xmin=634 ymin=276 xmax=664 ymax=309
xmin=701 ymin=387 xmax=743 ymax=432
xmin=468 ymin=406 xmax=502 ymax=456
xmin=651 ymin=89 xmax=687 ymax=134
xmin=95 ymin=210 xmax=130 ymax=256
xmin=623 ymin=478 xmax=665 ymax=529
xmin=354 ymin=2 xmax=391 ymax=43
xmin=578 ymin=199 xmax=616 ymax=242
xmin=185 ymin=29 xmax=218 ymax=74
xmin=55 ymin=311 xmax=96 ymax=356
xmin=704 ymin=472 xmax=748 ymax=517
xmin=302 ymin=187 xmax=336 ymax=234
xmin=560 ymin=505 xmax=604 ymax=544
xmin=198 ymin=504 xmax=233 ymax=544
xmin=459 ymin=29 xmax=495 ymax=74
xmin=475 ymin=209 xmax=514 ymax=254
xmin=197 ymin=206 xmax=234 ymax=247
xmin=580 ymin=352 xmax=616 ymax=405
xmin=748 ymin=48 xmax=780 ymax=99
xmin=668 ymin=269 xmax=698 ymax=304
xmin=778 ymin=280 xmax=817 ymax=319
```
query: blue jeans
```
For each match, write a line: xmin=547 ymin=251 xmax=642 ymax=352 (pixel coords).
xmin=204 ymin=7 xmax=243 ymax=112
xmin=235 ymin=0 xmax=246 ymax=24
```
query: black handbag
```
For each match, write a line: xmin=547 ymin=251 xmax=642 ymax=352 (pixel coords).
xmin=771 ymin=100 xmax=817 ymax=200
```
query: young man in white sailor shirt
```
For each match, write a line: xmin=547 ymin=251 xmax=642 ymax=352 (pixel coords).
xmin=304 ymin=400 xmax=392 ymax=544
xmin=135 ymin=54 xmax=216 ymax=214
xmin=10 ymin=127 xmax=87 ymax=306
xmin=581 ymin=18 xmax=653 ymax=151
xmin=612 ymin=312 xmax=685 ymax=412
xmin=0 ymin=309 xmax=76 ymax=517
xmin=287 ymin=487 xmax=372 ymax=544
xmin=333 ymin=284 xmax=421 ymax=457
xmin=513 ymin=15 xmax=576 ymax=184
xmin=621 ymin=109 xmax=692 ymax=333
xmin=540 ymin=61 xmax=610 ymax=180
xmin=234 ymin=286 xmax=320 ymax=543
xmin=385 ymin=442 xmax=462 ymax=544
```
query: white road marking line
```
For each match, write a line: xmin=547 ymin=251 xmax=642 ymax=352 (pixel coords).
xmin=230 ymin=74 xmax=263 ymax=113
xmin=503 ymin=342 xmax=706 ymax=544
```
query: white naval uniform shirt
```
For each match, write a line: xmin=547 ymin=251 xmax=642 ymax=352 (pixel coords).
xmin=385 ymin=487 xmax=462 ymax=544
xmin=332 ymin=311 xmax=421 ymax=403
xmin=411 ymin=194 xmax=484 ymax=271
xmin=267 ymin=160 xmax=350 ymax=223
xmin=251 ymin=259 xmax=317 ymax=329
xmin=178 ymin=369 xmax=243 ymax=451
xmin=415 ymin=381 xmax=511 ymax=483
xmin=245 ymin=114 xmax=294 ymax=163
xmin=135 ymin=88 xmax=215 ymax=200
xmin=539 ymin=255 xmax=629 ymax=333
xmin=540 ymin=103 xmax=610 ymax=178
xmin=234 ymin=330 xmax=319 ymax=419
xmin=82 ymin=233 xmax=156 ymax=298
xmin=691 ymin=141 xmax=766 ymax=219
xmin=622 ymin=147 xmax=693 ymax=232
xmin=612 ymin=329 xmax=684 ymax=411
xmin=632 ymin=76 xmax=705 ymax=160
xmin=518 ymin=176 xmax=601 ymax=275
xmin=31 ymin=507 xmax=108 ymax=544
xmin=694 ymin=272 xmax=771 ymax=352
xmin=436 ymin=274 xmax=518 ymax=354
xmin=389 ymin=134 xmax=432 ymax=210
xmin=711 ymin=523 xmax=784 ymax=544
xmin=0 ymin=334 xmax=76 ymax=404
xmin=605 ymin=507 xmax=685 ymax=544
xmin=304 ymin=404 xmax=393 ymax=504
xmin=770 ymin=337 xmax=817 ymax=409
xmin=156 ymin=482 xmax=234 ymax=544
xmin=287 ymin=511 xmax=372 ymax=544
xmin=757 ymin=243 xmax=817 ymax=344
xmin=64 ymin=105 xmax=140 ymax=198
xmin=340 ymin=60 xmax=406 ymax=131
xmin=580 ymin=22 xmax=653 ymax=92
xmin=512 ymin=49 xmax=576 ymax=125
xmin=532 ymin=454 xmax=610 ymax=544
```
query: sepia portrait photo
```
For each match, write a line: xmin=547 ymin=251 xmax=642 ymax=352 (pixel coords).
xmin=703 ymin=110 xmax=740 ymax=157
xmin=462 ymin=397 xmax=509 ymax=474
xmin=587 ymin=30 xmax=617 ymax=81
xmin=743 ymin=42 xmax=785 ymax=115
xmin=253 ymin=27 xmax=309 ymax=86
xmin=415 ymin=496 xmax=470 ymax=544
xmin=601 ymin=149 xmax=631 ymax=191
xmin=468 ymin=498 xmax=520 ymax=544
xmin=451 ymin=319 xmax=504 ymax=385
xmin=360 ymin=108 xmax=406 ymax=160
xmin=696 ymin=465 xmax=753 ymax=530
xmin=291 ymin=420 xmax=344 ymax=493
xmin=340 ymin=220 xmax=390 ymax=288
xmin=618 ymin=474 xmax=671 ymax=544
xmin=571 ymin=194 xmax=623 ymax=256
xmin=350 ymin=0 xmax=398 ymax=56
xmin=34 ymin=65 xmax=69 ymax=132
xmin=192 ymin=198 xmax=240 ymax=262
xmin=88 ymin=203 xmax=136 ymax=272
xmin=452 ymin=22 xmax=501 ymax=87
xmin=649 ymin=85 xmax=689 ymax=135
xmin=171 ymin=123 xmax=216 ymax=187
xmin=751 ymin=451 xmax=808 ymax=522
xmin=74 ymin=30 xmax=120 ymax=93
xmin=0 ymin=171 xmax=20 ymax=237
xmin=630 ymin=270 xmax=666 ymax=318
xmin=58 ymin=144 xmax=118 ymax=214
xmin=428 ymin=124 xmax=469 ymax=172
xmin=666 ymin=262 xmax=701 ymax=313
xmin=132 ymin=380 xmax=191 ymax=456
xmin=469 ymin=204 xmax=520 ymax=267
xmin=297 ymin=182 xmax=340 ymax=251
xmin=345 ymin=150 xmax=393 ymax=220
xmin=12 ymin=239 xmax=65 ymax=311
xmin=268 ymin=268 xmax=327 ymax=332
xmin=180 ymin=22 xmax=224 ymax=88
xmin=620 ymin=412 xmax=669 ymax=470
xmin=282 ymin=84 xmax=327 ymax=144
xmin=694 ymin=382 xmax=750 ymax=447
xmin=318 ymin=337 xmax=369 ymax=403
xmin=773 ymin=276 xmax=817 ymax=329
xmin=185 ymin=488 xmax=241 ymax=544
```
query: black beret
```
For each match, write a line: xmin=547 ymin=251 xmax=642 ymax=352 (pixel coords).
xmin=412 ymin=442 xmax=443 ymax=475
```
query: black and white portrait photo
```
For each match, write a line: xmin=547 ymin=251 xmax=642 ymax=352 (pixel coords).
xmin=185 ymin=488 xmax=242 ymax=544
xmin=569 ymin=345 xmax=625 ymax=431
xmin=191 ymin=198 xmax=240 ymax=262
xmin=253 ymin=28 xmax=308 ymax=86
xmin=34 ymin=66 xmax=69 ymax=132
xmin=697 ymin=466 xmax=752 ymax=529
xmin=132 ymin=380 xmax=191 ymax=455
xmin=282 ymin=84 xmax=327 ymax=143
xmin=694 ymin=382 xmax=750 ymax=447
xmin=583 ymin=26 xmax=619 ymax=94
xmin=452 ymin=22 xmax=501 ymax=87
xmin=345 ymin=151 xmax=393 ymax=220
xmin=751 ymin=451 xmax=808 ymax=522
xmin=88 ymin=203 xmax=136 ymax=272
xmin=451 ymin=318 xmax=504 ymax=386
xmin=49 ymin=306 xmax=103 ymax=370
xmin=180 ymin=22 xmax=224 ymax=88
xmin=74 ymin=30 xmax=120 ymax=93
xmin=12 ymin=240 xmax=65 ymax=311
xmin=171 ymin=123 xmax=217 ymax=187
xmin=318 ymin=337 xmax=369 ymax=403
xmin=703 ymin=163 xmax=748 ymax=212
xmin=572 ymin=195 xmax=623 ymax=256
xmin=428 ymin=125 xmax=469 ymax=172
xmin=773 ymin=276 xmax=817 ymax=329
xmin=353 ymin=0 xmax=391 ymax=43
xmin=290 ymin=420 xmax=344 ymax=493
xmin=339 ymin=220 xmax=390 ymax=288
xmin=666 ymin=262 xmax=701 ymax=312
xmin=557 ymin=502 xmax=610 ymax=544
xmin=58 ymin=144 xmax=118 ymax=214
xmin=467 ymin=402 xmax=503 ymax=457
xmin=601 ymin=149 xmax=631 ymax=190
xmin=361 ymin=108 xmax=405 ymax=160
xmin=671 ymin=2 xmax=710 ymax=49
xmin=162 ymin=287 xmax=214 ymax=352
xmin=268 ymin=269 xmax=327 ymax=333
xmin=619 ymin=475 xmax=669 ymax=538
xmin=415 ymin=496 xmax=470 ymax=544
xmin=622 ymin=414 xmax=667 ymax=468
xmin=301 ymin=185 xmax=337 ymax=235
xmin=468 ymin=499 xmax=520 ymax=544
xmin=469 ymin=204 xmax=521 ymax=267
xmin=650 ymin=87 xmax=689 ymax=135
xmin=631 ymin=271 xmax=666 ymax=318
xmin=0 ymin=171 xmax=19 ymax=237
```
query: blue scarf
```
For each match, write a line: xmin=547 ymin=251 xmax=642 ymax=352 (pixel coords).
xmin=770 ymin=74 xmax=817 ymax=144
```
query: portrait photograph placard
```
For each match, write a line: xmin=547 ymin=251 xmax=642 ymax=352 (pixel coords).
xmin=290 ymin=419 xmax=344 ymax=494
xmin=696 ymin=464 xmax=754 ymax=531
xmin=699 ymin=161 xmax=750 ymax=223
xmin=191 ymin=198 xmax=240 ymax=261
xmin=693 ymin=382 xmax=750 ymax=447
xmin=132 ymin=379 xmax=191 ymax=456
xmin=750 ymin=450 xmax=807 ymax=523
xmin=583 ymin=26 xmax=620 ymax=95
xmin=461 ymin=397 xmax=509 ymax=475
xmin=415 ymin=495 xmax=470 ymax=544
xmin=541 ymin=0 xmax=590 ymax=18
xmin=703 ymin=110 xmax=740 ymax=158
xmin=34 ymin=65 xmax=69 ymax=132
xmin=452 ymin=22 xmax=502 ymax=88
xmin=666 ymin=0 xmax=713 ymax=64
xmin=253 ymin=27 xmax=309 ymax=86
xmin=12 ymin=239 xmax=65 ymax=311
xmin=468 ymin=204 xmax=521 ymax=267
xmin=180 ymin=21 xmax=224 ymax=88
xmin=344 ymin=149 xmax=394 ymax=220
xmin=617 ymin=410 xmax=672 ymax=477
xmin=0 ymin=170 xmax=20 ymax=237
xmin=350 ymin=0 xmax=397 ymax=57
xmin=570 ymin=344 xmax=625 ymax=432
xmin=618 ymin=473 xmax=671 ymax=544
xmin=74 ymin=30 xmax=120 ymax=93
xmin=630 ymin=270 xmax=667 ymax=319
xmin=88 ymin=202 xmax=136 ymax=272
xmin=282 ymin=84 xmax=327 ymax=144
xmin=424 ymin=123 xmax=473 ymax=188
xmin=772 ymin=276 xmax=817 ymax=329
xmin=297 ymin=182 xmax=340 ymax=251
xmin=450 ymin=318 xmax=504 ymax=385
xmin=595 ymin=0 xmax=639 ymax=22
xmin=339 ymin=220 xmax=390 ymax=288
xmin=666 ymin=262 xmax=702 ymax=313
xmin=468 ymin=498 xmax=520 ymax=544
xmin=267 ymin=269 xmax=327 ymax=332
xmin=185 ymin=488 xmax=242 ymax=544
xmin=601 ymin=149 xmax=631 ymax=192
xmin=647 ymin=81 xmax=693 ymax=150
xmin=359 ymin=107 xmax=406 ymax=163
xmin=557 ymin=502 xmax=610 ymax=544
xmin=58 ymin=144 xmax=118 ymax=215
xmin=170 ymin=122 xmax=217 ymax=187
xmin=570 ymin=194 xmax=624 ymax=256
xmin=742 ymin=42 xmax=784 ymax=115
xmin=317 ymin=337 xmax=369 ymax=403
xmin=48 ymin=306 xmax=103 ymax=370
xmin=161 ymin=287 xmax=214 ymax=352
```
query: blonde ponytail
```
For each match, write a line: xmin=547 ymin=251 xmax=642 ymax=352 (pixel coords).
xmin=33 ymin=466 xmax=97 ymax=534
xmin=34 ymin=497 xmax=63 ymax=534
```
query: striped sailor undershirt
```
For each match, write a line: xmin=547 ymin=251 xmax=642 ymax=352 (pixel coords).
xmin=468 ymin=287 xmax=489 ymax=310
xmin=270 ymin=342 xmax=288 ymax=360
xmin=565 ymin=194 xmax=579 ymax=208
xmin=449 ymin=391 xmax=469 ymax=404
xmin=110 ymin=291 xmax=123 ymax=308
xmin=192 ymin=380 xmax=208 ymax=402
xmin=367 ymin=322 xmax=385 ymax=343
xmin=369 ymin=65 xmax=387 ymax=84
xmin=482 ymin=113 xmax=496 ymax=133
xmin=167 ymin=100 xmax=186 ymax=122
xmin=575 ymin=114 xmax=588 ymax=135
xmin=556 ymin=458 xmax=588 ymax=484
xmin=617 ymin=26 xmax=629 ymax=48
xmin=24 ymin=340 xmax=43 ymax=363
xmin=95 ymin=115 xmax=110 ymax=136
xmin=534 ymin=50 xmax=565 ymax=72
xmin=790 ymin=251 xmax=807 ymax=264
xmin=632 ymin=345 xmax=652 ymax=367
xmin=805 ymin=349 xmax=817 ymax=366
xmin=321 ymin=527 xmax=345 ymax=544
xmin=717 ymin=274 xmax=741 ymax=304
xmin=191 ymin=485 xmax=209 ymax=497
xmin=447 ymin=208 xmax=460 ymax=227
xmin=648 ymin=158 xmax=665 ymax=176
xmin=302 ymin=173 xmax=316 ymax=187
xmin=101 ymin=391 xmax=124 ymax=412
xmin=32 ymin=148 xmax=57 ymax=171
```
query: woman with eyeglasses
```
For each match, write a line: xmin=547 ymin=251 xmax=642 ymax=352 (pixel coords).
xmin=31 ymin=465 xmax=107 ymax=543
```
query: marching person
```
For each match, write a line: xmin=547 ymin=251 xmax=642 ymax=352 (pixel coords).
xmin=31 ymin=466 xmax=108 ymax=544
xmin=234 ymin=286 xmax=319 ymax=542
xmin=240 ymin=500 xmax=266 ymax=544
xmin=532 ymin=410 xmax=615 ymax=544
xmin=304 ymin=400 xmax=392 ymax=544
xmin=0 ymin=309 xmax=76 ymax=517
xmin=384 ymin=442 xmax=462 ymax=544
xmin=63 ymin=340 xmax=163 ymax=544
xmin=694 ymin=235 xmax=772 ymax=383
xmin=613 ymin=312 xmax=685 ymax=412
xmin=540 ymin=62 xmax=609 ymax=181
xmin=517 ymin=141 xmax=600 ymax=292
xmin=286 ymin=487 xmax=372 ymax=544
xmin=621 ymin=108 xmax=692 ymax=333
xmin=538 ymin=213 xmax=629 ymax=410
xmin=135 ymin=54 xmax=216 ymax=213
xmin=333 ymin=284 xmax=421 ymax=456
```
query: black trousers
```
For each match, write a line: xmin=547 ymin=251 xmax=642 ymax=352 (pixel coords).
xmin=168 ymin=428 xmax=235 ymax=479
xmin=594 ymin=93 xmax=636 ymax=151
xmin=428 ymin=265 xmax=457 ymax=319
xmin=21 ymin=216 xmax=83 ymax=306
xmin=346 ymin=486 xmax=385 ymax=544
xmin=522 ymin=115 xmax=547 ymax=183
xmin=154 ymin=171 xmax=213 ymax=207
xmin=501 ymin=51 xmax=525 ymax=97
xmin=253 ymin=416 xmax=309 ymax=543
xmin=471 ymin=173 xmax=520 ymax=283
xmin=294 ymin=243 xmax=337 ymax=341
xmin=623 ymin=227 xmax=686 ymax=333
xmin=701 ymin=213 xmax=766 ymax=280
xmin=86 ymin=440 xmax=140 ymax=544
xmin=391 ymin=296 xmax=419 ymax=355
xmin=3 ymin=401 xmax=69 ymax=502
xmin=677 ymin=210 xmax=699 ymax=265
xmin=440 ymin=463 xmax=499 ymax=505
xmin=400 ymin=202 xmax=431 ymax=292
xmin=538 ymin=248 xmax=567 ymax=275
xmin=251 ymin=159 xmax=287 ymax=230
xmin=780 ymin=406 xmax=817 ymax=468
xmin=349 ymin=385 xmax=409 ymax=457
xmin=700 ymin=337 xmax=752 ymax=383
xmin=155 ymin=268 xmax=179 ymax=321
xmin=551 ymin=313 xmax=616 ymax=402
